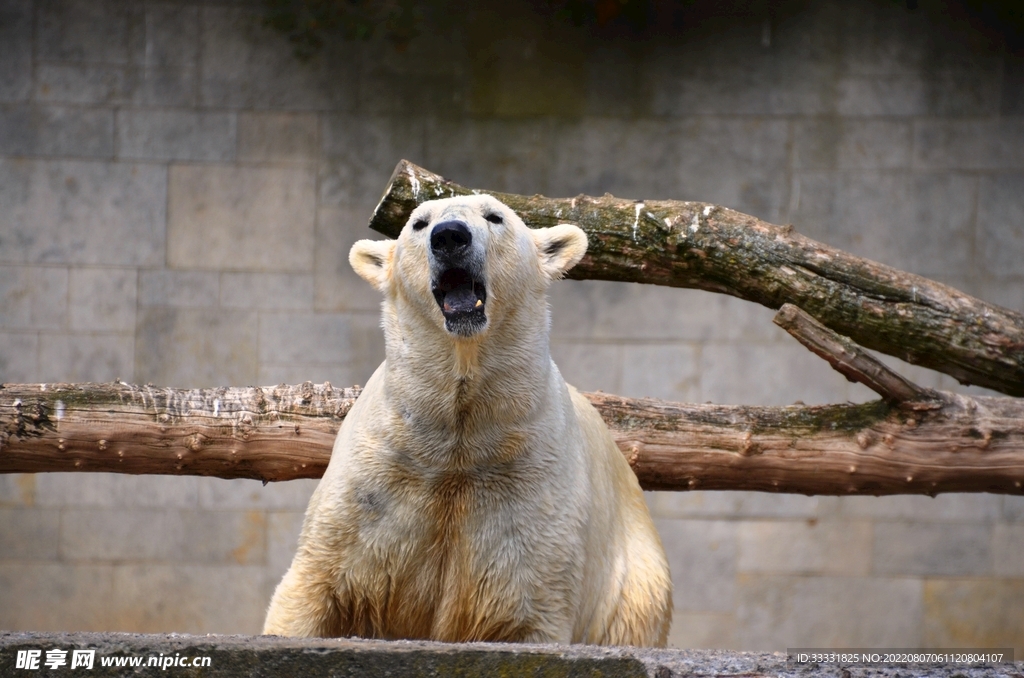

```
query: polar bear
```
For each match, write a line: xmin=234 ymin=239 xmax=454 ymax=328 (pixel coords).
xmin=263 ymin=194 xmax=672 ymax=646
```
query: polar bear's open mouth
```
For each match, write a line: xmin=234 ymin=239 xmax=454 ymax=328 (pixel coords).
xmin=432 ymin=267 xmax=487 ymax=335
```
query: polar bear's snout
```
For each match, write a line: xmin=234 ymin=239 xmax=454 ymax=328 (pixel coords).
xmin=428 ymin=219 xmax=488 ymax=337
xmin=429 ymin=220 xmax=473 ymax=255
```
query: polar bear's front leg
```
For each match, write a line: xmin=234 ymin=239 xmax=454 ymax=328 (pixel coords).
xmin=263 ymin=559 xmax=341 ymax=637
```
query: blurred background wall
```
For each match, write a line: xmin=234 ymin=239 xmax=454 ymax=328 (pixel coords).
xmin=1 ymin=0 xmax=1022 ymax=651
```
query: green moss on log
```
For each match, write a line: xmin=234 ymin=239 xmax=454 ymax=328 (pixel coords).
xmin=369 ymin=161 xmax=1024 ymax=397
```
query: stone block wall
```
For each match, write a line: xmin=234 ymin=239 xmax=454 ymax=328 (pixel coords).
xmin=0 ymin=0 xmax=1022 ymax=653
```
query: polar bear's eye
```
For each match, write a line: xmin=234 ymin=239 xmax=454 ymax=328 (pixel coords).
xmin=412 ymin=219 xmax=429 ymax=231
xmin=485 ymin=213 xmax=503 ymax=224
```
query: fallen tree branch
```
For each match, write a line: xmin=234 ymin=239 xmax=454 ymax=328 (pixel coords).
xmin=773 ymin=303 xmax=934 ymax=405
xmin=2 ymin=381 xmax=1022 ymax=495
xmin=0 ymin=381 xmax=355 ymax=482
xmin=368 ymin=160 xmax=1024 ymax=397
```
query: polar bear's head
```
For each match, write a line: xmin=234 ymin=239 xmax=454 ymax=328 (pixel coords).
xmin=350 ymin=195 xmax=587 ymax=339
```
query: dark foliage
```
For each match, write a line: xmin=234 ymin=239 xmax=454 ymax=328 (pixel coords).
xmin=262 ymin=0 xmax=1024 ymax=58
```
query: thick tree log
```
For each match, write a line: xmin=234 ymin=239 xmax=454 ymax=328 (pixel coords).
xmin=0 ymin=381 xmax=356 ymax=482
xmin=368 ymin=160 xmax=1024 ymax=397
xmin=2 ymin=381 xmax=1022 ymax=495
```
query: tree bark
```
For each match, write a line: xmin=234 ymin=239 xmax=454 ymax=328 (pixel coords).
xmin=3 ymin=380 xmax=1022 ymax=495
xmin=367 ymin=160 xmax=1024 ymax=397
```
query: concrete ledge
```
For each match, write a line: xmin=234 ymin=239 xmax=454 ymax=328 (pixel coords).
xmin=1 ymin=633 xmax=1021 ymax=677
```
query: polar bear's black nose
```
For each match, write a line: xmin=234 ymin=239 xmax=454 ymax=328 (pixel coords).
xmin=430 ymin=221 xmax=472 ymax=255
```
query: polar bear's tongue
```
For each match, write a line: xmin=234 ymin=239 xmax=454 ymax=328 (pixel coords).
xmin=443 ymin=284 xmax=479 ymax=314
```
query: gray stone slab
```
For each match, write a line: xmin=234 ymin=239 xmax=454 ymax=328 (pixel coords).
xmin=423 ymin=117 xmax=555 ymax=197
xmin=0 ymin=331 xmax=38 ymax=382
xmin=549 ymin=341 xmax=622 ymax=395
xmin=358 ymin=68 xmax=465 ymax=118
xmin=837 ymin=69 xmax=1000 ymax=116
xmin=38 ymin=332 xmax=134 ymax=383
xmin=68 ymin=268 xmax=136 ymax=331
xmin=134 ymin=307 xmax=258 ymax=388
xmin=138 ymin=270 xmax=220 ymax=308
xmin=993 ymin=524 xmax=1024 ymax=577
xmin=672 ymin=119 xmax=790 ymax=222
xmin=220 ymin=272 xmax=313 ymax=310
xmin=0 ymin=159 xmax=165 ymax=266
xmin=649 ymin=491 xmax=838 ymax=522
xmin=167 ymin=164 xmax=315 ymax=272
xmin=655 ymin=518 xmax=737 ymax=613
xmin=110 ymin=564 xmax=267 ymax=634
xmin=266 ymin=510 xmax=304 ymax=579
xmin=548 ymin=281 xmax=686 ymax=343
xmin=873 ymin=522 xmax=991 ymax=576
xmin=0 ymin=266 xmax=68 ymax=330
xmin=701 ymin=341 xmax=853 ymax=406
xmin=667 ymin=611 xmax=735 ymax=650
xmin=548 ymin=280 xmax=776 ymax=344
xmin=0 ymin=507 xmax=60 ymax=559
xmin=116 ymin=109 xmax=235 ymax=162
xmin=834 ymin=2 xmax=943 ymax=76
xmin=839 ymin=493 xmax=1003 ymax=522
xmin=920 ymin=70 xmax=1002 ymax=116
xmin=34 ymin=63 xmax=137 ymax=105
xmin=737 ymin=520 xmax=872 ymax=576
xmin=924 ymin=579 xmax=1024 ymax=652
xmin=915 ymin=119 xmax=1024 ymax=170
xmin=144 ymin=4 xmax=198 ymax=69
xmin=258 ymin=311 xmax=380 ymax=366
xmin=978 ymin=174 xmax=1024 ymax=277
xmin=197 ymin=477 xmax=317 ymax=512
xmin=37 ymin=0 xmax=140 ymax=65
xmin=0 ymin=473 xmax=36 ymax=507
xmin=736 ymin=574 xmax=923 ymax=650
xmin=314 ymin=207 xmax=394 ymax=314
xmin=620 ymin=344 xmax=700 ymax=402
xmin=1004 ymin=496 xmax=1024 ymax=522
xmin=237 ymin=112 xmax=318 ymax=164
xmin=979 ymin=279 xmax=1024 ymax=316
xmin=0 ymin=105 xmax=113 ymax=158
xmin=792 ymin=119 xmax=911 ymax=170
xmin=648 ymin=8 xmax=843 ymax=117
xmin=1005 ymin=50 xmax=1024 ymax=115
xmin=547 ymin=118 xmax=682 ymax=201
xmin=198 ymin=6 xmax=356 ymax=111
xmin=320 ymin=116 xmax=426 ymax=208
xmin=60 ymin=508 xmax=266 ymax=565
xmin=833 ymin=2 xmax=1000 ymax=114
xmin=350 ymin=26 xmax=466 ymax=111
xmin=551 ymin=118 xmax=790 ymax=222
xmin=132 ymin=66 xmax=197 ymax=107
xmin=0 ymin=0 xmax=34 ymax=102
xmin=254 ymin=364 xmax=357 ymax=391
xmin=790 ymin=171 xmax=976 ymax=279
xmin=833 ymin=75 xmax=929 ymax=116
xmin=461 ymin=7 xmax=585 ymax=119
xmin=0 ymin=564 xmax=115 ymax=632
xmin=34 ymin=473 xmax=200 ymax=509
xmin=584 ymin=44 xmax=649 ymax=118
xmin=1 ymin=632 xmax=1018 ymax=678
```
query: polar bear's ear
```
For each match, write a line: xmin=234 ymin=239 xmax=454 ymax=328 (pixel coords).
xmin=533 ymin=224 xmax=588 ymax=280
xmin=349 ymin=239 xmax=396 ymax=292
